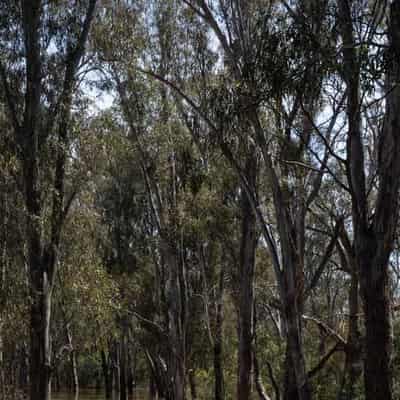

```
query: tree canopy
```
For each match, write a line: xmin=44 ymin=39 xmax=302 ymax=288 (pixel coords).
xmin=1 ymin=1 xmax=400 ymax=400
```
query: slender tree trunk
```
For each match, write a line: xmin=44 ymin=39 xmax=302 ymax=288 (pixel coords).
xmin=29 ymin=277 xmax=52 ymax=400
xmin=101 ymin=350 xmax=112 ymax=399
xmin=0 ymin=187 xmax=6 ymax=400
xmin=53 ymin=367 xmax=60 ymax=393
xmin=19 ymin=344 xmax=29 ymax=390
xmin=0 ymin=323 xmax=5 ymax=400
xmin=149 ymin=373 xmax=158 ymax=400
xmin=114 ymin=342 xmax=121 ymax=395
xmin=66 ymin=324 xmax=79 ymax=395
xmin=237 ymin=155 xmax=257 ymax=400
xmin=214 ymin=266 xmax=225 ymax=400
xmin=119 ymin=336 xmax=127 ymax=400
xmin=127 ymin=348 xmax=134 ymax=395
xmin=188 ymin=369 xmax=197 ymax=400
xmin=164 ymin=244 xmax=186 ymax=400
xmin=18 ymin=1 xmax=97 ymax=398
xmin=337 ymin=271 xmax=361 ymax=400
xmin=281 ymin=256 xmax=310 ymax=400
xmin=253 ymin=351 xmax=270 ymax=400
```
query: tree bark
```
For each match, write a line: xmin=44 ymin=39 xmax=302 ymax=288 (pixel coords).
xmin=119 ymin=336 xmax=128 ymax=400
xmin=12 ymin=2 xmax=97 ymax=399
xmin=0 ymin=323 xmax=5 ymax=400
xmin=337 ymin=1 xmax=400 ymax=399
xmin=214 ymin=265 xmax=225 ymax=400
xmin=65 ymin=323 xmax=79 ymax=395
xmin=101 ymin=350 xmax=113 ymax=399
xmin=149 ymin=373 xmax=159 ymax=400
xmin=237 ymin=154 xmax=257 ymax=400
xmin=337 ymin=267 xmax=361 ymax=400
xmin=188 ymin=369 xmax=197 ymax=400
xmin=360 ymin=254 xmax=392 ymax=400
xmin=165 ymin=245 xmax=186 ymax=400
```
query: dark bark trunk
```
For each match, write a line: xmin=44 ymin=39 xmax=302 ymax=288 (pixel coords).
xmin=16 ymin=2 xmax=97 ymax=399
xmin=237 ymin=155 xmax=257 ymax=400
xmin=149 ymin=373 xmax=158 ymax=400
xmin=164 ymin=244 xmax=186 ymax=400
xmin=337 ymin=271 xmax=361 ymax=400
xmin=18 ymin=344 xmax=29 ymax=389
xmin=282 ymin=271 xmax=311 ymax=400
xmin=101 ymin=350 xmax=113 ymax=399
xmin=127 ymin=348 xmax=135 ymax=395
xmin=337 ymin=1 xmax=400 ymax=398
xmin=119 ymin=337 xmax=127 ymax=400
xmin=70 ymin=348 xmax=78 ymax=394
xmin=360 ymin=257 xmax=392 ymax=400
xmin=188 ymin=369 xmax=197 ymax=400
xmin=66 ymin=324 xmax=78 ymax=394
xmin=0 ymin=326 xmax=4 ymax=400
xmin=113 ymin=342 xmax=121 ymax=394
xmin=214 ymin=266 xmax=225 ymax=400
xmin=283 ymin=347 xmax=299 ymax=400
xmin=358 ymin=5 xmax=400 ymax=399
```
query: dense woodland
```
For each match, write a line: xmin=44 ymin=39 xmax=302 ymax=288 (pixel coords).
xmin=2 ymin=1 xmax=400 ymax=400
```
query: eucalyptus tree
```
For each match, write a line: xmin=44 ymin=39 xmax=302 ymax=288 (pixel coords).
xmin=0 ymin=1 xmax=97 ymax=398
xmin=0 ymin=110 xmax=28 ymax=396
xmin=156 ymin=1 xmax=342 ymax=399
xmin=335 ymin=1 xmax=400 ymax=398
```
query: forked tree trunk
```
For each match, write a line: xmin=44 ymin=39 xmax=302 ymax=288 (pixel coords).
xmin=337 ymin=1 xmax=400 ymax=399
xmin=14 ymin=2 xmax=97 ymax=399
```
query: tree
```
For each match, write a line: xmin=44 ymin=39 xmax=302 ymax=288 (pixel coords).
xmin=0 ymin=2 xmax=97 ymax=398
xmin=337 ymin=1 xmax=400 ymax=398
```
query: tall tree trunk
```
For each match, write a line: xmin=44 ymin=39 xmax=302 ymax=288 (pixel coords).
xmin=359 ymin=255 xmax=392 ymax=400
xmin=282 ymin=286 xmax=310 ymax=400
xmin=66 ymin=324 xmax=78 ymax=395
xmin=253 ymin=305 xmax=272 ymax=400
xmin=29 ymin=278 xmax=52 ymax=400
xmin=0 ymin=323 xmax=4 ymax=400
xmin=283 ymin=347 xmax=299 ymax=400
xmin=165 ymin=245 xmax=186 ymax=400
xmin=237 ymin=155 xmax=257 ymax=400
xmin=337 ymin=269 xmax=361 ymax=400
xmin=214 ymin=266 xmax=225 ymax=400
xmin=113 ymin=341 xmax=121 ymax=394
xmin=149 ymin=373 xmax=158 ymax=400
xmin=188 ymin=369 xmax=197 ymax=400
xmin=101 ymin=350 xmax=112 ymax=399
xmin=253 ymin=352 xmax=271 ymax=400
xmin=19 ymin=343 xmax=29 ymax=390
xmin=16 ymin=2 xmax=97 ymax=399
xmin=127 ymin=347 xmax=135 ymax=395
xmin=119 ymin=335 xmax=127 ymax=400
xmin=337 ymin=2 xmax=400 ymax=399
xmin=20 ymin=2 xmax=49 ymax=397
